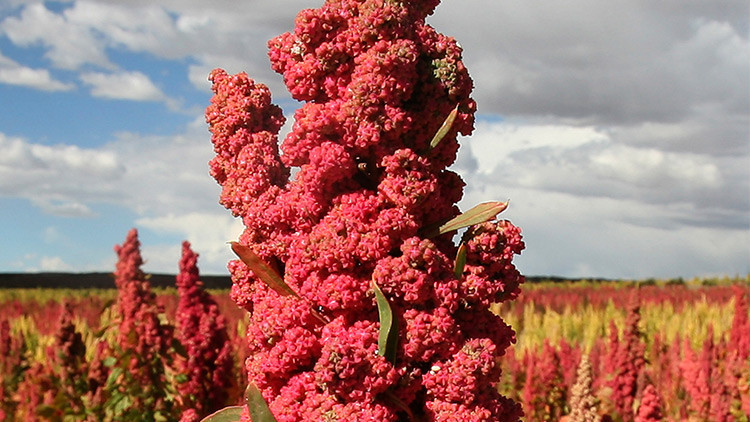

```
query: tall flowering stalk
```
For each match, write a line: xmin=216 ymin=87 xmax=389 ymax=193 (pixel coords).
xmin=175 ymin=241 xmax=235 ymax=421
xmin=52 ymin=302 xmax=89 ymax=419
xmin=521 ymin=341 xmax=567 ymax=421
xmin=84 ymin=339 xmax=110 ymax=420
xmin=727 ymin=286 xmax=750 ymax=418
xmin=206 ymin=0 xmax=524 ymax=420
xmin=0 ymin=319 xmax=27 ymax=418
xmin=568 ymin=354 xmax=602 ymax=422
xmin=606 ymin=291 xmax=645 ymax=422
xmin=681 ymin=326 xmax=733 ymax=421
xmin=108 ymin=228 xmax=176 ymax=420
xmin=13 ymin=303 xmax=90 ymax=420
xmin=728 ymin=286 xmax=750 ymax=361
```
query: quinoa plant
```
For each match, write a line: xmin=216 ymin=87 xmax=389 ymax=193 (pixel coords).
xmin=0 ymin=318 xmax=30 ymax=419
xmin=206 ymin=0 xmax=525 ymax=420
xmin=521 ymin=340 xmax=567 ymax=421
xmin=568 ymin=354 xmax=601 ymax=422
xmin=633 ymin=384 xmax=662 ymax=422
xmin=105 ymin=228 xmax=178 ymax=421
xmin=12 ymin=303 xmax=89 ymax=421
xmin=606 ymin=292 xmax=645 ymax=422
xmin=174 ymin=241 xmax=235 ymax=421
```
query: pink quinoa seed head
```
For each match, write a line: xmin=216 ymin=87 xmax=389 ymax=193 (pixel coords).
xmin=207 ymin=0 xmax=524 ymax=419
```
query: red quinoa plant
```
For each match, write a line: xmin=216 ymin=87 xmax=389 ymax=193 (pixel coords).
xmin=727 ymin=286 xmax=750 ymax=419
xmin=13 ymin=303 xmax=90 ymax=421
xmin=681 ymin=326 xmax=734 ymax=421
xmin=633 ymin=384 xmax=662 ymax=422
xmin=106 ymin=228 xmax=178 ymax=421
xmin=205 ymin=0 xmax=525 ymax=420
xmin=49 ymin=302 xmax=89 ymax=419
xmin=521 ymin=340 xmax=567 ymax=421
xmin=606 ymin=291 xmax=645 ymax=422
xmin=0 ymin=318 xmax=27 ymax=418
xmin=174 ymin=241 xmax=235 ymax=421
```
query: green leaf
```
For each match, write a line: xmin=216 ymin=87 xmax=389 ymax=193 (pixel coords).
xmin=424 ymin=201 xmax=508 ymax=238
xmin=106 ymin=367 xmax=124 ymax=389
xmin=200 ymin=406 xmax=244 ymax=422
xmin=246 ymin=383 xmax=278 ymax=422
xmin=102 ymin=356 xmax=117 ymax=367
xmin=113 ymin=394 xmax=132 ymax=416
xmin=230 ymin=242 xmax=298 ymax=298
xmin=454 ymin=242 xmax=468 ymax=279
xmin=372 ymin=279 xmax=399 ymax=364
xmin=428 ymin=105 xmax=459 ymax=152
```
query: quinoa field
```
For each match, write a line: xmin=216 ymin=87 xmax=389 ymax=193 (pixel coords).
xmin=1 ymin=255 xmax=747 ymax=421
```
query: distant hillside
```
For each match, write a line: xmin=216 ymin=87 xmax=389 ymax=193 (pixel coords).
xmin=0 ymin=272 xmax=232 ymax=289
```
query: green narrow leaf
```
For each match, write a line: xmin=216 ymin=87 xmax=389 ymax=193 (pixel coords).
xmin=372 ymin=279 xmax=399 ymax=364
xmin=106 ymin=367 xmax=124 ymax=389
xmin=424 ymin=201 xmax=508 ymax=238
xmin=247 ymin=383 xmax=278 ymax=422
xmin=200 ymin=406 xmax=244 ymax=422
xmin=230 ymin=242 xmax=299 ymax=298
xmin=454 ymin=242 xmax=468 ymax=279
xmin=428 ymin=105 xmax=459 ymax=152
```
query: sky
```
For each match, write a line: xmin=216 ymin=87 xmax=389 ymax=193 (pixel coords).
xmin=0 ymin=0 xmax=748 ymax=279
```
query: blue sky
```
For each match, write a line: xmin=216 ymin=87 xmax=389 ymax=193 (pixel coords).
xmin=1 ymin=0 xmax=748 ymax=278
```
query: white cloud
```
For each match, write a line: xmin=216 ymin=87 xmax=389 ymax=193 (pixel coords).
xmin=458 ymin=185 xmax=749 ymax=279
xmin=39 ymin=256 xmax=75 ymax=272
xmin=32 ymin=199 xmax=95 ymax=218
xmin=0 ymin=122 xmax=240 ymax=272
xmin=431 ymin=0 xmax=748 ymax=123
xmin=80 ymin=70 xmax=166 ymax=101
xmin=0 ymin=51 xmax=74 ymax=91
xmin=101 ymin=118 xmax=223 ymax=216
xmin=65 ymin=2 xmax=181 ymax=57
xmin=2 ymin=118 xmax=216 ymax=218
xmin=456 ymin=118 xmax=745 ymax=234
xmin=1 ymin=0 xmax=322 ymax=97
xmin=464 ymin=122 xmax=607 ymax=175
xmin=43 ymin=226 xmax=62 ymax=244
xmin=1 ymin=3 xmax=114 ymax=70
xmin=0 ymin=132 xmax=124 ymax=217
xmin=588 ymin=144 xmax=721 ymax=190
xmin=137 ymin=212 xmax=244 ymax=274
